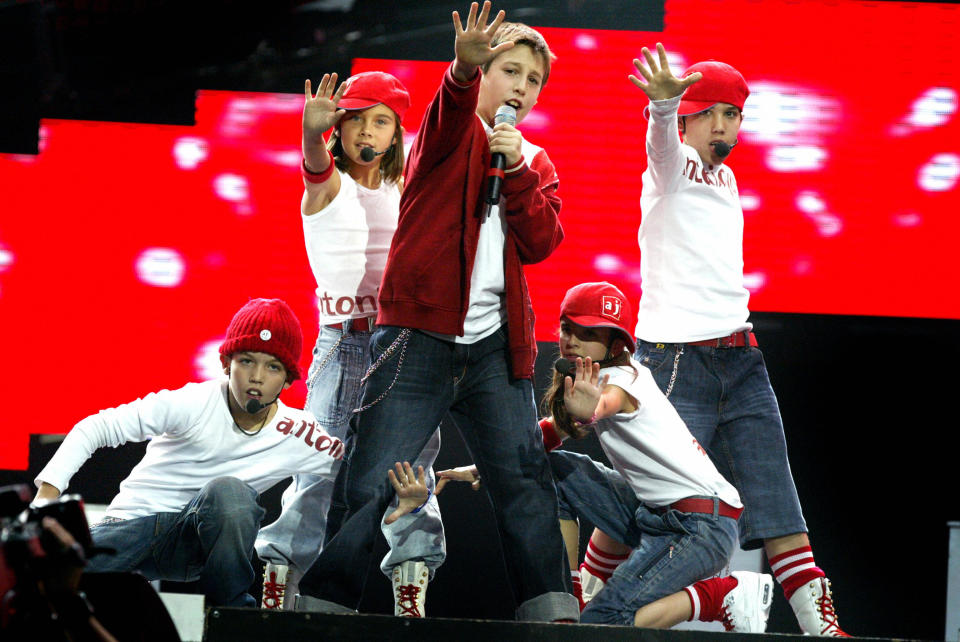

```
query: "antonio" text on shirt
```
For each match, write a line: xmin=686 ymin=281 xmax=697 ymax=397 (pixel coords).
xmin=275 ymin=416 xmax=345 ymax=459
xmin=682 ymin=158 xmax=738 ymax=197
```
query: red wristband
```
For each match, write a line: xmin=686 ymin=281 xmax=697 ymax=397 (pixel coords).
xmin=302 ymin=150 xmax=335 ymax=184
xmin=539 ymin=417 xmax=563 ymax=452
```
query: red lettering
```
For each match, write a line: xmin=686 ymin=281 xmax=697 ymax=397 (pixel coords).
xmin=684 ymin=158 xmax=698 ymax=180
xmin=692 ymin=438 xmax=707 ymax=456
xmin=303 ymin=422 xmax=316 ymax=447
xmin=276 ymin=417 xmax=294 ymax=435
xmin=335 ymin=296 xmax=354 ymax=315
xmin=702 ymin=169 xmax=715 ymax=186
xmin=315 ymin=435 xmax=331 ymax=453
xmin=330 ymin=440 xmax=344 ymax=460
xmin=294 ymin=420 xmax=309 ymax=438
xmin=717 ymin=170 xmax=727 ymax=187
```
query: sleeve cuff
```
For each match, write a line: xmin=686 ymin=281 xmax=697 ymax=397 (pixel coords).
xmin=539 ymin=417 xmax=563 ymax=452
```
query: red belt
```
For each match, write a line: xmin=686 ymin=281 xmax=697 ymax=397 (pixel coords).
xmin=686 ymin=330 xmax=757 ymax=348
xmin=327 ymin=317 xmax=374 ymax=333
xmin=665 ymin=497 xmax=743 ymax=520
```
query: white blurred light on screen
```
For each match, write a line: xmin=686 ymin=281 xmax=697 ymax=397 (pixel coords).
xmin=194 ymin=339 xmax=225 ymax=380
xmin=906 ymin=87 xmax=957 ymax=128
xmin=892 ymin=211 xmax=922 ymax=227
xmin=259 ymin=149 xmax=302 ymax=167
xmin=0 ymin=247 xmax=13 ymax=273
xmin=743 ymin=271 xmax=767 ymax=292
xmin=173 ymin=137 xmax=209 ymax=169
xmin=135 ymin=247 xmax=185 ymax=287
xmin=767 ymin=145 xmax=827 ymax=172
xmin=796 ymin=191 xmax=842 ymax=237
xmin=795 ymin=191 xmax=826 ymax=214
xmin=918 ymin=153 xmax=960 ymax=192
xmin=741 ymin=83 xmax=840 ymax=143
xmin=214 ymin=173 xmax=250 ymax=202
xmin=573 ymin=33 xmax=599 ymax=50
xmin=593 ymin=253 xmax=624 ymax=273
xmin=739 ymin=191 xmax=761 ymax=211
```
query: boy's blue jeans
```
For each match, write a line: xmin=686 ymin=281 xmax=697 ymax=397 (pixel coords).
xmin=255 ymin=322 xmax=446 ymax=579
xmin=549 ymin=450 xmax=738 ymax=625
xmin=86 ymin=476 xmax=265 ymax=607
xmin=635 ymin=339 xmax=807 ymax=549
xmin=297 ymin=325 xmax=578 ymax=622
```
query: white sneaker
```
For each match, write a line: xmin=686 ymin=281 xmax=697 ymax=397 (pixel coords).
xmin=261 ymin=562 xmax=289 ymax=610
xmin=718 ymin=571 xmax=774 ymax=633
xmin=788 ymin=577 xmax=850 ymax=637
xmin=392 ymin=560 xmax=428 ymax=617
xmin=580 ymin=565 xmax=605 ymax=605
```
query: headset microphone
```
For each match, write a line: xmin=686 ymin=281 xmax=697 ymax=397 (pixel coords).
xmin=554 ymin=358 xmax=575 ymax=380
xmin=360 ymin=146 xmax=390 ymax=162
xmin=245 ymin=397 xmax=276 ymax=414
xmin=711 ymin=140 xmax=738 ymax=159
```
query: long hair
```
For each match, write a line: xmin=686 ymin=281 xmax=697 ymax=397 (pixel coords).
xmin=326 ymin=114 xmax=405 ymax=185
xmin=540 ymin=333 xmax=636 ymax=440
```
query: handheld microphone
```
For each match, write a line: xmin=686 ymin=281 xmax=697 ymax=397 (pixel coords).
xmin=360 ymin=146 xmax=390 ymax=163
xmin=486 ymin=104 xmax=518 ymax=205
xmin=711 ymin=140 xmax=738 ymax=159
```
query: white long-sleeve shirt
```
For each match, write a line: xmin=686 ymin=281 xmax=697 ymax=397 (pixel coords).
xmin=595 ymin=359 xmax=741 ymax=509
xmin=36 ymin=379 xmax=344 ymax=520
xmin=635 ymin=95 xmax=752 ymax=343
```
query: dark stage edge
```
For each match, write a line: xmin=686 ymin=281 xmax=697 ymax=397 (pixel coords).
xmin=203 ymin=609 xmax=920 ymax=642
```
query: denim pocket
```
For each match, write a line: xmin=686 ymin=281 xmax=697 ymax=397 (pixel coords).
xmin=636 ymin=341 xmax=670 ymax=373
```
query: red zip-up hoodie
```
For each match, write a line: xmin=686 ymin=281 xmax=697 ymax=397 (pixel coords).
xmin=376 ymin=63 xmax=563 ymax=380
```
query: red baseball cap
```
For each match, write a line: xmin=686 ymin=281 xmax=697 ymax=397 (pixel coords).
xmin=338 ymin=71 xmax=411 ymax=121
xmin=560 ymin=282 xmax=636 ymax=353
xmin=678 ymin=60 xmax=749 ymax=116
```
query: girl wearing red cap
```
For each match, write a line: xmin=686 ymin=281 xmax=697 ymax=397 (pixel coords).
xmin=254 ymin=72 xmax=446 ymax=616
xmin=629 ymin=44 xmax=848 ymax=636
xmin=439 ymin=281 xmax=773 ymax=630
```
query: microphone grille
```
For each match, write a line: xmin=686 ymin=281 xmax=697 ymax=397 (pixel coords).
xmin=494 ymin=104 xmax=517 ymax=127
xmin=554 ymin=357 xmax=574 ymax=378
xmin=360 ymin=147 xmax=376 ymax=162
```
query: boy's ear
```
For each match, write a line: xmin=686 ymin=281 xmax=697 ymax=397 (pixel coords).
xmin=220 ymin=355 xmax=231 ymax=376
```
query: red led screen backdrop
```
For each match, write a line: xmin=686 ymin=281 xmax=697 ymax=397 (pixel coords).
xmin=1 ymin=0 xmax=957 ymax=469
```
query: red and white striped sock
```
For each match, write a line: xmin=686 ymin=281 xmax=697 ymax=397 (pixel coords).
xmin=683 ymin=575 xmax=739 ymax=622
xmin=570 ymin=570 xmax=585 ymax=611
xmin=769 ymin=545 xmax=824 ymax=600
xmin=581 ymin=537 xmax=630 ymax=583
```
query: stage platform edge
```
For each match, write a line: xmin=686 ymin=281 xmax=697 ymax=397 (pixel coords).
xmin=204 ymin=608 xmax=922 ymax=642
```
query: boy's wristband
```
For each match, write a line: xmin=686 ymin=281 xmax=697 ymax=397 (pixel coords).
xmin=302 ymin=149 xmax=335 ymax=183
xmin=410 ymin=488 xmax=432 ymax=514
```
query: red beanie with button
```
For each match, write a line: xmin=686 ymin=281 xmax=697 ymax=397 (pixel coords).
xmin=218 ymin=298 xmax=303 ymax=381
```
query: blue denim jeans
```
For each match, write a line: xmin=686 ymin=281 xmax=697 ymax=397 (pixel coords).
xmin=549 ymin=450 xmax=738 ymax=625
xmin=635 ymin=339 xmax=807 ymax=549
xmin=255 ymin=323 xmax=445 ymax=578
xmin=297 ymin=325 xmax=578 ymax=622
xmin=86 ymin=477 xmax=265 ymax=607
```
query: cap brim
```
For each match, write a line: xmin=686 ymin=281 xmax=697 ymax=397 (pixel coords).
xmin=562 ymin=314 xmax=637 ymax=351
xmin=678 ymin=99 xmax=718 ymax=116
xmin=338 ymin=98 xmax=381 ymax=111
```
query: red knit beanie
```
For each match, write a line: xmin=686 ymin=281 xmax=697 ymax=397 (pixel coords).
xmin=218 ymin=298 xmax=303 ymax=381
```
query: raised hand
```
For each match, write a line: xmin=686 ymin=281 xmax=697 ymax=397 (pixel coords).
xmin=562 ymin=356 xmax=608 ymax=423
xmin=385 ymin=461 xmax=429 ymax=524
xmin=629 ymin=43 xmax=701 ymax=102
xmin=452 ymin=2 xmax=514 ymax=74
xmin=303 ymin=73 xmax=347 ymax=139
xmin=435 ymin=465 xmax=481 ymax=494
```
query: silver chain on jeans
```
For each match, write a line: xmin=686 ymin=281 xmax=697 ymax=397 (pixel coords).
xmin=303 ymin=331 xmax=346 ymax=411
xmin=664 ymin=344 xmax=684 ymax=399
xmin=352 ymin=328 xmax=412 ymax=414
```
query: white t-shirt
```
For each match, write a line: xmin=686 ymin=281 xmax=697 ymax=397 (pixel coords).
xmin=302 ymin=171 xmax=400 ymax=324
xmin=594 ymin=358 xmax=741 ymax=509
xmin=432 ymin=117 xmax=545 ymax=344
xmin=635 ymin=95 xmax=752 ymax=343
xmin=36 ymin=380 xmax=344 ymax=520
